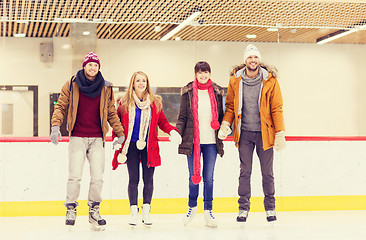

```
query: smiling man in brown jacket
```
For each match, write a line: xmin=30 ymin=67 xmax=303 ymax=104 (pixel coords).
xmin=50 ymin=52 xmax=124 ymax=231
xmin=218 ymin=44 xmax=285 ymax=223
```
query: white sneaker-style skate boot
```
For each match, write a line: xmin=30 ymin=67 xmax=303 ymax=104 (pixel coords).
xmin=141 ymin=204 xmax=152 ymax=225
xmin=89 ymin=203 xmax=106 ymax=231
xmin=204 ymin=210 xmax=217 ymax=228
xmin=129 ymin=205 xmax=139 ymax=226
xmin=236 ymin=210 xmax=249 ymax=222
xmin=65 ymin=203 xmax=77 ymax=226
xmin=183 ymin=206 xmax=197 ymax=226
xmin=266 ymin=210 xmax=277 ymax=222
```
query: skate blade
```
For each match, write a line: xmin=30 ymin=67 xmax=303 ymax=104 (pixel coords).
xmin=65 ymin=225 xmax=75 ymax=231
xmin=129 ymin=222 xmax=137 ymax=228
xmin=90 ymin=223 xmax=105 ymax=231
xmin=267 ymin=221 xmax=276 ymax=228
xmin=238 ymin=222 xmax=246 ymax=229
xmin=206 ymin=223 xmax=218 ymax=228
xmin=143 ymin=222 xmax=152 ymax=227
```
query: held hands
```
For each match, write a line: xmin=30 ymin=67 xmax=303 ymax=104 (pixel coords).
xmin=169 ymin=130 xmax=182 ymax=144
xmin=113 ymin=135 xmax=125 ymax=150
xmin=50 ymin=126 xmax=62 ymax=145
xmin=274 ymin=131 xmax=286 ymax=151
xmin=218 ymin=121 xmax=232 ymax=140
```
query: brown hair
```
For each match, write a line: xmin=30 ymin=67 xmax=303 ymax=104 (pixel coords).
xmin=194 ymin=61 xmax=211 ymax=73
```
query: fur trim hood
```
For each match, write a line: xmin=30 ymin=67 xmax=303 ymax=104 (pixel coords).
xmin=181 ymin=81 xmax=225 ymax=96
xmin=230 ymin=63 xmax=278 ymax=79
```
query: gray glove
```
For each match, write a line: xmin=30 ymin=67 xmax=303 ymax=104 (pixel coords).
xmin=50 ymin=126 xmax=62 ymax=145
xmin=113 ymin=135 xmax=125 ymax=150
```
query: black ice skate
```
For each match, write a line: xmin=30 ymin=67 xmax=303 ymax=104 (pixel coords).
xmin=65 ymin=203 xmax=77 ymax=226
xmin=236 ymin=210 xmax=248 ymax=222
xmin=89 ymin=203 xmax=106 ymax=231
xmin=266 ymin=210 xmax=277 ymax=222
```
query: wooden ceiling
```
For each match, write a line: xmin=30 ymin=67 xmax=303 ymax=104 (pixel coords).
xmin=0 ymin=0 xmax=365 ymax=44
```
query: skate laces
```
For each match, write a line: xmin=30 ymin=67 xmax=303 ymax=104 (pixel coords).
xmin=266 ymin=210 xmax=276 ymax=217
xmin=238 ymin=210 xmax=248 ymax=218
xmin=186 ymin=207 xmax=196 ymax=217
xmin=207 ymin=210 xmax=215 ymax=219
xmin=90 ymin=206 xmax=103 ymax=221
xmin=66 ymin=207 xmax=76 ymax=220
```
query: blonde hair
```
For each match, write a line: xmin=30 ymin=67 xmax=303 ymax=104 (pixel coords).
xmin=121 ymin=71 xmax=162 ymax=112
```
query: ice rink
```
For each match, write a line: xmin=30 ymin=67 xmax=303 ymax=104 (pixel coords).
xmin=2 ymin=210 xmax=366 ymax=240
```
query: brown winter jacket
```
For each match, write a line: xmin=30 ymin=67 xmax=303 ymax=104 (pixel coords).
xmin=223 ymin=64 xmax=285 ymax=150
xmin=176 ymin=81 xmax=224 ymax=157
xmin=51 ymin=75 xmax=124 ymax=140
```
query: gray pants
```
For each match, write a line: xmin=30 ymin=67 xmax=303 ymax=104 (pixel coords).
xmin=65 ymin=137 xmax=105 ymax=207
xmin=238 ymin=130 xmax=275 ymax=211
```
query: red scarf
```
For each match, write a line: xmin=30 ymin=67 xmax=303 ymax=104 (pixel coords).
xmin=191 ymin=78 xmax=220 ymax=185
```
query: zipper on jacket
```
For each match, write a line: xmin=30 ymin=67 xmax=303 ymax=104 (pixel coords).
xmin=146 ymin=111 xmax=152 ymax=168
xmin=69 ymin=81 xmax=74 ymax=136
xmin=101 ymin=87 xmax=107 ymax=142
xmin=187 ymin=90 xmax=194 ymax=151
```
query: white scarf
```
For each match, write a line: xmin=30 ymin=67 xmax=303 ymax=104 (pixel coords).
xmin=118 ymin=92 xmax=151 ymax=163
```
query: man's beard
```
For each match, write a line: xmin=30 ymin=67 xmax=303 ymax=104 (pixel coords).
xmin=85 ymin=71 xmax=97 ymax=80
xmin=247 ymin=64 xmax=259 ymax=72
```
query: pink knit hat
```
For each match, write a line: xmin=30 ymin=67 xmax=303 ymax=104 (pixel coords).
xmin=82 ymin=52 xmax=101 ymax=68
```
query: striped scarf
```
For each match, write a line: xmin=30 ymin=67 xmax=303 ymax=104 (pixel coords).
xmin=118 ymin=92 xmax=151 ymax=163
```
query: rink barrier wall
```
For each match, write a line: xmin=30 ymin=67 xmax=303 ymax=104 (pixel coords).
xmin=1 ymin=136 xmax=366 ymax=217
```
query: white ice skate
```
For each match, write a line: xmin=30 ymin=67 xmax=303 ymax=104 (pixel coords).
xmin=129 ymin=205 xmax=139 ymax=226
xmin=183 ymin=206 xmax=197 ymax=226
xmin=141 ymin=204 xmax=152 ymax=226
xmin=204 ymin=210 xmax=217 ymax=228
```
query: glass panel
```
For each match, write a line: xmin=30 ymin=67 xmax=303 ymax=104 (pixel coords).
xmin=0 ymin=91 xmax=33 ymax=137
xmin=2 ymin=104 xmax=13 ymax=135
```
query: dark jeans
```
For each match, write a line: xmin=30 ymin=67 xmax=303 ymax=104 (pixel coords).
xmin=187 ymin=144 xmax=217 ymax=210
xmin=238 ymin=130 xmax=275 ymax=211
xmin=126 ymin=142 xmax=155 ymax=206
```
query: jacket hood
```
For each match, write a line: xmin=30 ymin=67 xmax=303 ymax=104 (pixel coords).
xmin=230 ymin=63 xmax=278 ymax=79
xmin=181 ymin=81 xmax=225 ymax=96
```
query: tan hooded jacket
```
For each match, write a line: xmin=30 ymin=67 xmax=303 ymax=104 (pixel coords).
xmin=51 ymin=76 xmax=124 ymax=140
xmin=223 ymin=64 xmax=285 ymax=150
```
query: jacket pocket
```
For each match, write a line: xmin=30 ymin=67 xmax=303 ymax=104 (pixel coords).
xmin=266 ymin=122 xmax=275 ymax=145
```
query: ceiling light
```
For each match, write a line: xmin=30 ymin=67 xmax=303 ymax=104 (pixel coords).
xmin=16 ymin=20 xmax=29 ymax=24
xmin=267 ymin=28 xmax=278 ymax=32
xmin=160 ymin=10 xmax=201 ymax=41
xmin=83 ymin=31 xmax=90 ymax=36
xmin=61 ymin=44 xmax=71 ymax=50
xmin=14 ymin=33 xmax=26 ymax=38
xmin=246 ymin=34 xmax=257 ymax=39
xmin=175 ymin=37 xmax=181 ymax=41
xmin=290 ymin=29 xmax=297 ymax=34
xmin=154 ymin=26 xmax=162 ymax=32
xmin=317 ymin=24 xmax=366 ymax=44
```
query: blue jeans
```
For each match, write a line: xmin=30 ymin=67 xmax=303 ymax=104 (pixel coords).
xmin=187 ymin=144 xmax=217 ymax=210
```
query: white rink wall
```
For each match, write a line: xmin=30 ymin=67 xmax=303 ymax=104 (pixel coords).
xmin=1 ymin=140 xmax=366 ymax=202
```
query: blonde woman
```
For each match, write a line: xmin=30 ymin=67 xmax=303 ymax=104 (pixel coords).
xmin=112 ymin=71 xmax=181 ymax=226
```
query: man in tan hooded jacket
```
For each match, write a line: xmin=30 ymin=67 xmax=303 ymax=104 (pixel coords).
xmin=219 ymin=44 xmax=285 ymax=222
xmin=50 ymin=52 xmax=125 ymax=230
